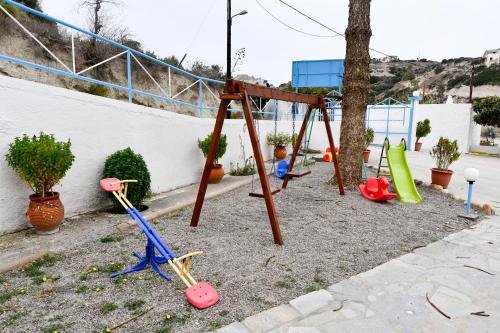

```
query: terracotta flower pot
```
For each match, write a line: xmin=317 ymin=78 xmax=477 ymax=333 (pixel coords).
xmin=27 ymin=192 xmax=64 ymax=234
xmin=274 ymin=146 xmax=287 ymax=160
xmin=415 ymin=142 xmax=422 ymax=151
xmin=208 ymin=164 xmax=224 ymax=184
xmin=362 ymin=149 xmax=371 ymax=163
xmin=431 ymin=168 xmax=453 ymax=189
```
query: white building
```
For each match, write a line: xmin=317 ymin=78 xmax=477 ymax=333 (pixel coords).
xmin=380 ymin=56 xmax=398 ymax=63
xmin=483 ymin=49 xmax=500 ymax=67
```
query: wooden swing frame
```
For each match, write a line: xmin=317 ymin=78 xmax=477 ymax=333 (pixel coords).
xmin=190 ymin=80 xmax=344 ymax=245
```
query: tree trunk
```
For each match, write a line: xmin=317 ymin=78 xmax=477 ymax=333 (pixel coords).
xmin=336 ymin=0 xmax=372 ymax=188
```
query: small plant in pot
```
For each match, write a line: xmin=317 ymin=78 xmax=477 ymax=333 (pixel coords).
xmin=363 ymin=127 xmax=375 ymax=163
xmin=5 ymin=133 xmax=75 ymax=234
xmin=415 ymin=118 xmax=431 ymax=151
xmin=266 ymin=132 xmax=292 ymax=160
xmin=198 ymin=133 xmax=228 ymax=184
xmin=429 ymin=137 xmax=461 ymax=189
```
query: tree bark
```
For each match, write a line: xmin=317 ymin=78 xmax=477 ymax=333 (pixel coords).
xmin=336 ymin=0 xmax=372 ymax=188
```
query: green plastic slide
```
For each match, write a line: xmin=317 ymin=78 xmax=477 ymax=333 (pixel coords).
xmin=385 ymin=141 xmax=422 ymax=204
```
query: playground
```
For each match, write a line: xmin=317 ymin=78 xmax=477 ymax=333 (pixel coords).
xmin=0 ymin=0 xmax=499 ymax=332
xmin=0 ymin=163 xmax=477 ymax=332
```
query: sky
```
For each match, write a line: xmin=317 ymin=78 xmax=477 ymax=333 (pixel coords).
xmin=40 ymin=0 xmax=500 ymax=85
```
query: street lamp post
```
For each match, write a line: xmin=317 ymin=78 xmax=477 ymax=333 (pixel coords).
xmin=460 ymin=167 xmax=479 ymax=221
xmin=226 ymin=0 xmax=247 ymax=118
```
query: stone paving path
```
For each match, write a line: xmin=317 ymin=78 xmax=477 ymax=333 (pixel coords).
xmin=217 ymin=215 xmax=500 ymax=332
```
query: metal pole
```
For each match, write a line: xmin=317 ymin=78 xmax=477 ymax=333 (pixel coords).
xmin=127 ymin=50 xmax=132 ymax=103
xmin=71 ymin=35 xmax=76 ymax=73
xmin=407 ymin=96 xmax=419 ymax=151
xmin=466 ymin=181 xmax=473 ymax=215
xmin=225 ymin=0 xmax=232 ymax=120
xmin=199 ymin=80 xmax=203 ymax=118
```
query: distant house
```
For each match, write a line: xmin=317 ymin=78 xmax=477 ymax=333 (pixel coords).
xmin=483 ymin=49 xmax=500 ymax=67
xmin=380 ymin=56 xmax=398 ymax=63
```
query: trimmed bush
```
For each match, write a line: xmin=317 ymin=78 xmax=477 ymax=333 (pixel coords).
xmin=103 ymin=148 xmax=151 ymax=210
xmin=416 ymin=119 xmax=431 ymax=143
xmin=473 ymin=96 xmax=500 ymax=127
xmin=5 ymin=133 xmax=75 ymax=197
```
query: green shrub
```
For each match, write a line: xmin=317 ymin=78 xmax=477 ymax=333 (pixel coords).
xmin=198 ymin=133 xmax=227 ymax=164
xmin=416 ymin=118 xmax=431 ymax=143
xmin=365 ymin=127 xmax=374 ymax=149
xmin=473 ymin=96 xmax=500 ymax=127
xmin=5 ymin=133 xmax=75 ymax=197
xmin=266 ymin=132 xmax=292 ymax=148
xmin=86 ymin=84 xmax=109 ymax=97
xmin=103 ymin=148 xmax=151 ymax=209
xmin=430 ymin=137 xmax=460 ymax=170
xmin=2 ymin=3 xmax=18 ymax=16
xmin=446 ymin=75 xmax=468 ymax=90
xmin=230 ymin=158 xmax=256 ymax=176
xmin=473 ymin=66 xmax=500 ymax=86
xmin=18 ymin=0 xmax=42 ymax=10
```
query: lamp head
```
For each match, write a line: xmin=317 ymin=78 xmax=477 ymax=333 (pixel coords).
xmin=464 ymin=167 xmax=479 ymax=183
xmin=232 ymin=10 xmax=248 ymax=18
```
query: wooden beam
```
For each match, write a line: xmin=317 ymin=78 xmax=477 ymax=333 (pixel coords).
xmin=320 ymin=104 xmax=345 ymax=195
xmin=241 ymin=81 xmax=322 ymax=105
xmin=239 ymin=82 xmax=283 ymax=245
xmin=190 ymin=98 xmax=230 ymax=227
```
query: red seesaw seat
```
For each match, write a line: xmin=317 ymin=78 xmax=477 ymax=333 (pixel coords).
xmin=359 ymin=177 xmax=397 ymax=202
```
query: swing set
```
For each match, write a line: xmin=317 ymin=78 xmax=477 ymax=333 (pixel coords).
xmin=190 ymin=79 xmax=345 ymax=245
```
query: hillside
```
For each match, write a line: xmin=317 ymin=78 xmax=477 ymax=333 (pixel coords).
xmin=369 ymin=58 xmax=500 ymax=103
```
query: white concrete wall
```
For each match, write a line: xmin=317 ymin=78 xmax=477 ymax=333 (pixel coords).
xmin=410 ymin=103 xmax=480 ymax=153
xmin=0 ymin=76 xmax=337 ymax=234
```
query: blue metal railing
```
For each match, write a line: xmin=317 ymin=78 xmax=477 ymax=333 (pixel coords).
xmin=0 ymin=0 xmax=224 ymax=117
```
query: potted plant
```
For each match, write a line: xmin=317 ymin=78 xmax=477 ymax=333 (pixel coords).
xmin=5 ymin=133 xmax=75 ymax=234
xmin=266 ymin=132 xmax=292 ymax=160
xmin=363 ymin=127 xmax=374 ymax=163
xmin=415 ymin=118 xmax=431 ymax=151
xmin=198 ymin=133 xmax=228 ymax=184
xmin=429 ymin=137 xmax=461 ymax=189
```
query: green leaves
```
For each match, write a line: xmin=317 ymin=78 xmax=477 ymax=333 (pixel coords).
xmin=5 ymin=133 xmax=75 ymax=197
xmin=365 ymin=127 xmax=374 ymax=149
xmin=473 ymin=96 xmax=500 ymax=127
xmin=198 ymin=133 xmax=227 ymax=164
xmin=103 ymin=148 xmax=151 ymax=210
xmin=266 ymin=132 xmax=292 ymax=148
xmin=430 ymin=137 xmax=461 ymax=170
xmin=416 ymin=118 xmax=431 ymax=142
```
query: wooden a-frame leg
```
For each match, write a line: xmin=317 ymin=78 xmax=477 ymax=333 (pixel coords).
xmin=282 ymin=105 xmax=313 ymax=189
xmin=190 ymin=98 xmax=230 ymax=227
xmin=321 ymin=106 xmax=345 ymax=195
xmin=241 ymin=91 xmax=283 ymax=245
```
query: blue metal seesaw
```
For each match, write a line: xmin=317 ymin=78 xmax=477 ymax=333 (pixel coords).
xmin=99 ymin=178 xmax=219 ymax=309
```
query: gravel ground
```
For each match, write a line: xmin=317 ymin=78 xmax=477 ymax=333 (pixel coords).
xmin=0 ymin=163 xmax=477 ymax=332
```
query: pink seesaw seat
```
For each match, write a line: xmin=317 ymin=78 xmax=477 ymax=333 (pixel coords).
xmin=99 ymin=178 xmax=123 ymax=192
xmin=185 ymin=282 xmax=220 ymax=309
xmin=359 ymin=177 xmax=397 ymax=202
